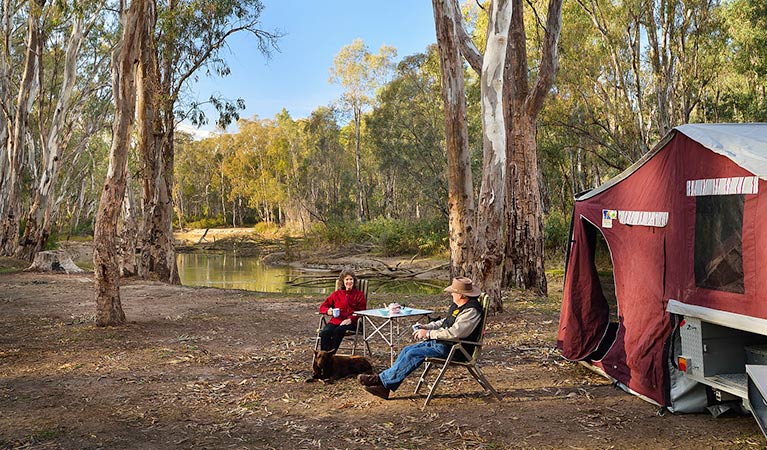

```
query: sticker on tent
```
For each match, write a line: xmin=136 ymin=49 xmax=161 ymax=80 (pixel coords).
xmin=618 ymin=210 xmax=669 ymax=227
xmin=602 ymin=209 xmax=617 ymax=228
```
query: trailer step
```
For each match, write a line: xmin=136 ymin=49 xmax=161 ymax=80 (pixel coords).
xmin=686 ymin=372 xmax=748 ymax=399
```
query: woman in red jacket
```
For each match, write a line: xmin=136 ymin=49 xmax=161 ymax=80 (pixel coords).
xmin=318 ymin=269 xmax=367 ymax=351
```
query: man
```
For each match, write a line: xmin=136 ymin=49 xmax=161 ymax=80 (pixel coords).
xmin=359 ymin=277 xmax=483 ymax=399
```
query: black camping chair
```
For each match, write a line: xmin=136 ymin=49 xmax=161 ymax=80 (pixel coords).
xmin=313 ymin=278 xmax=371 ymax=356
xmin=414 ymin=293 xmax=502 ymax=408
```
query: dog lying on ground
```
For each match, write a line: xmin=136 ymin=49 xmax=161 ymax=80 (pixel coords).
xmin=308 ymin=349 xmax=373 ymax=382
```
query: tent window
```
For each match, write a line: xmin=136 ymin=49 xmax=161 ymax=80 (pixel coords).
xmin=694 ymin=194 xmax=744 ymax=294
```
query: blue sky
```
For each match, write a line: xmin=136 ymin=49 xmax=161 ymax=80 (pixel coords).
xmin=182 ymin=1 xmax=438 ymax=138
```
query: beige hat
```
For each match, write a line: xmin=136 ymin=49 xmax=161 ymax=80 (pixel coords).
xmin=443 ymin=277 xmax=481 ymax=297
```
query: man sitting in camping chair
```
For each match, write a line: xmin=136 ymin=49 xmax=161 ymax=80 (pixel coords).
xmin=358 ymin=277 xmax=484 ymax=400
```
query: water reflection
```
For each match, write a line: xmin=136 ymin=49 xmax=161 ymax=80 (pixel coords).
xmin=177 ymin=252 xmax=444 ymax=295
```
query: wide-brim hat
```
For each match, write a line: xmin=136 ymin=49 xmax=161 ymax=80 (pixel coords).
xmin=443 ymin=277 xmax=482 ymax=297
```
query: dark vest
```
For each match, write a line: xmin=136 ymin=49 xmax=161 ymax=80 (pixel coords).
xmin=440 ymin=297 xmax=484 ymax=360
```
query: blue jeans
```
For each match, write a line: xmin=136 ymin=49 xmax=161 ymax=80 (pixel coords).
xmin=378 ymin=340 xmax=450 ymax=391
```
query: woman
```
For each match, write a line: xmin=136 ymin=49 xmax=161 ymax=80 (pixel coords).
xmin=318 ymin=269 xmax=367 ymax=351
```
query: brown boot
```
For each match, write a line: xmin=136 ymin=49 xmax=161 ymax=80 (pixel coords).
xmin=358 ymin=373 xmax=382 ymax=386
xmin=363 ymin=384 xmax=390 ymax=400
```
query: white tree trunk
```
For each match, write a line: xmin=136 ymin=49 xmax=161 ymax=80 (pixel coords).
xmin=473 ymin=0 xmax=512 ymax=310
xmin=17 ymin=15 xmax=87 ymax=261
xmin=0 ymin=0 xmax=45 ymax=256
xmin=0 ymin=1 xmax=9 ymax=198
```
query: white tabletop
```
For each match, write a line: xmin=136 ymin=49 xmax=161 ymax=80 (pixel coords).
xmin=354 ymin=307 xmax=433 ymax=318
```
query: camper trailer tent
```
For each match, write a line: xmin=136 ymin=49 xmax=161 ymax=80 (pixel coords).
xmin=558 ymin=123 xmax=767 ymax=431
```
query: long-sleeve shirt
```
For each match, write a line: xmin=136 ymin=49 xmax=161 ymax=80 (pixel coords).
xmin=421 ymin=304 xmax=482 ymax=341
xmin=319 ymin=288 xmax=366 ymax=326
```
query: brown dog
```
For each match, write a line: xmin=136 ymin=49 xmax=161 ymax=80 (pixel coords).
xmin=310 ymin=349 xmax=373 ymax=382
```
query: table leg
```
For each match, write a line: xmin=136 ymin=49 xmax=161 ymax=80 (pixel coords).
xmin=389 ymin=319 xmax=394 ymax=365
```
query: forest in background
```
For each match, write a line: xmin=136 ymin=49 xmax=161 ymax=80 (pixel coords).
xmin=1 ymin=0 xmax=766 ymax=260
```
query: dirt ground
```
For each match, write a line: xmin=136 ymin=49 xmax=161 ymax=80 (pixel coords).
xmin=0 ymin=240 xmax=765 ymax=449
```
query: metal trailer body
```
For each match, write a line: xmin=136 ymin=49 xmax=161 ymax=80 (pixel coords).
xmin=667 ymin=299 xmax=767 ymax=435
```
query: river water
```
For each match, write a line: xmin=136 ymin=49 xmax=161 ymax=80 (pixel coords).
xmin=176 ymin=252 xmax=445 ymax=295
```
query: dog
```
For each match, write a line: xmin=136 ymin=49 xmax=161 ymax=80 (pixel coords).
xmin=309 ymin=349 xmax=373 ymax=382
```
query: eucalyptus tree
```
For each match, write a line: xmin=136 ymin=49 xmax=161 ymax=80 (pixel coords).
xmin=329 ymin=39 xmax=396 ymax=221
xmin=299 ymin=106 xmax=355 ymax=222
xmin=500 ymin=0 xmax=563 ymax=296
xmin=176 ymin=134 xmax=218 ymax=223
xmin=16 ymin=1 xmax=111 ymax=261
xmin=0 ymin=0 xmax=14 ymax=213
xmin=432 ymin=0 xmax=515 ymax=306
xmin=431 ymin=0 xmax=476 ymax=278
xmin=0 ymin=0 xmax=46 ymax=256
xmin=432 ymin=0 xmax=562 ymax=305
xmin=174 ymin=131 xmax=208 ymax=223
xmin=366 ymin=50 xmax=449 ymax=221
xmin=210 ymin=132 xmax=238 ymax=225
xmin=133 ymin=0 xmax=280 ymax=284
xmin=644 ymin=0 xmax=724 ymax=135
xmin=223 ymin=117 xmax=285 ymax=224
xmin=94 ymin=0 xmax=148 ymax=326
xmin=713 ymin=0 xmax=767 ymax=121
xmin=270 ymin=109 xmax=308 ymax=226
xmin=549 ymin=0 xmax=725 ymax=173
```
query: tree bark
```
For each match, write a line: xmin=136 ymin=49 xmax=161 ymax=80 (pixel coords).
xmin=432 ymin=0 xmax=476 ymax=279
xmin=0 ymin=1 xmax=10 ymax=197
xmin=502 ymin=0 xmax=563 ymax=296
xmin=354 ymin=105 xmax=364 ymax=221
xmin=451 ymin=0 xmax=483 ymax=74
xmin=120 ymin=175 xmax=139 ymax=277
xmin=93 ymin=0 xmax=146 ymax=327
xmin=0 ymin=0 xmax=45 ymax=256
xmin=136 ymin=0 xmax=179 ymax=284
xmin=473 ymin=0 xmax=512 ymax=311
xmin=505 ymin=114 xmax=547 ymax=294
xmin=17 ymin=14 xmax=88 ymax=261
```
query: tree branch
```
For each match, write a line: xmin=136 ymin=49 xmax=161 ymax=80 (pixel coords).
xmin=527 ymin=0 xmax=563 ymax=116
xmin=453 ymin=0 xmax=483 ymax=74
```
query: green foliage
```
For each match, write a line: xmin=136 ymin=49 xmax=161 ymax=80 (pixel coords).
xmin=313 ymin=221 xmax=367 ymax=246
xmin=45 ymin=233 xmax=60 ymax=251
xmin=309 ymin=218 xmax=448 ymax=257
xmin=544 ymin=210 xmax=570 ymax=254
xmin=365 ymin=47 xmax=450 ymax=219
xmin=67 ymin=220 xmax=95 ymax=238
xmin=185 ymin=216 xmax=227 ymax=229
xmin=252 ymin=221 xmax=280 ymax=236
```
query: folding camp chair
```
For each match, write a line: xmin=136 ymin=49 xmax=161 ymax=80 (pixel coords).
xmin=313 ymin=278 xmax=371 ymax=356
xmin=414 ymin=293 xmax=502 ymax=408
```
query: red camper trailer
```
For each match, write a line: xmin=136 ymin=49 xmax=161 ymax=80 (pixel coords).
xmin=558 ymin=123 xmax=767 ymax=433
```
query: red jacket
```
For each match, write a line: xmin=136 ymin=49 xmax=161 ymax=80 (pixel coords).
xmin=319 ymin=288 xmax=366 ymax=325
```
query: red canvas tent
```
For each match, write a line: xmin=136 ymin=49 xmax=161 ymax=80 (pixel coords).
xmin=558 ymin=123 xmax=767 ymax=408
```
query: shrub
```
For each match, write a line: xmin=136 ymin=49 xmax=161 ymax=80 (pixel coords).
xmin=252 ymin=221 xmax=281 ymax=237
xmin=45 ymin=233 xmax=60 ymax=251
xmin=544 ymin=210 xmax=570 ymax=254
xmin=308 ymin=218 xmax=448 ymax=257
xmin=185 ymin=216 xmax=227 ymax=229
